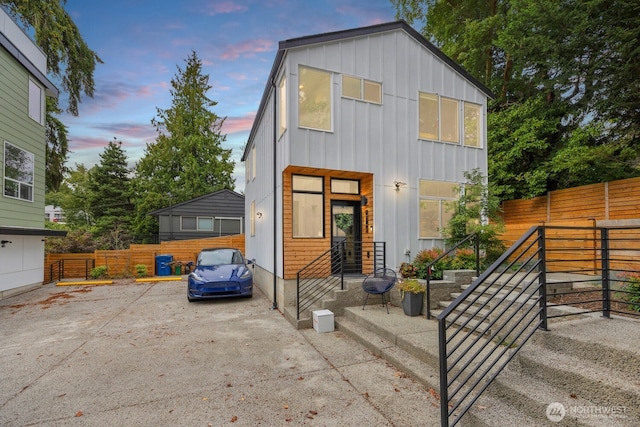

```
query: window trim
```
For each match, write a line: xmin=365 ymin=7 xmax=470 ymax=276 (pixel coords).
xmin=330 ymin=178 xmax=360 ymax=195
xmin=3 ymin=141 xmax=35 ymax=202
xmin=292 ymin=174 xmax=324 ymax=238
xmin=418 ymin=92 xmax=483 ymax=148
xmin=298 ymin=65 xmax=333 ymax=132
xmin=341 ymin=74 xmax=382 ymax=105
xmin=28 ymin=78 xmax=44 ymax=125
xmin=278 ymin=73 xmax=287 ymax=137
xmin=418 ymin=179 xmax=458 ymax=239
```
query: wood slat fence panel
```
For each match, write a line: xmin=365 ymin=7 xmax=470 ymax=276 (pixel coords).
xmin=45 ymin=234 xmax=245 ymax=281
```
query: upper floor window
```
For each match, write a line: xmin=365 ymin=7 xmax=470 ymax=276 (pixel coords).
xmin=419 ymin=180 xmax=457 ymax=238
xmin=464 ymin=102 xmax=482 ymax=147
xmin=28 ymin=79 xmax=44 ymax=125
xmin=342 ymin=75 xmax=382 ymax=104
xmin=298 ymin=66 xmax=332 ymax=131
xmin=3 ymin=141 xmax=34 ymax=202
xmin=419 ymin=92 xmax=482 ymax=147
xmin=279 ymin=74 xmax=287 ymax=136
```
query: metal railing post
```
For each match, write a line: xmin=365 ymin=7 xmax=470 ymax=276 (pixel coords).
xmin=426 ymin=272 xmax=432 ymax=320
xmin=538 ymin=227 xmax=548 ymax=331
xmin=601 ymin=228 xmax=611 ymax=318
xmin=438 ymin=319 xmax=450 ymax=427
xmin=474 ymin=233 xmax=480 ymax=277
xmin=296 ymin=272 xmax=301 ymax=320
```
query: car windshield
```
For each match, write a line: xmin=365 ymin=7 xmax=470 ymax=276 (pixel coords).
xmin=198 ymin=249 xmax=243 ymax=266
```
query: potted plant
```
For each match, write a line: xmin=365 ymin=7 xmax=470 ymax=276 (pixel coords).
xmin=397 ymin=278 xmax=426 ymax=316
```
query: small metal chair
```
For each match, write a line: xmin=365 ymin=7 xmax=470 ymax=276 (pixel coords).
xmin=362 ymin=268 xmax=397 ymax=313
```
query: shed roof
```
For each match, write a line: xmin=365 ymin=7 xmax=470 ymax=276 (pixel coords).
xmin=149 ymin=189 xmax=245 ymax=216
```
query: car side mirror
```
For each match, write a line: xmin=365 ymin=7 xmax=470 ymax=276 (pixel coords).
xmin=246 ymin=259 xmax=253 ymax=265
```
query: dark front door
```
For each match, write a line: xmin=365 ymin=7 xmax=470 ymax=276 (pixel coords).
xmin=331 ymin=200 xmax=362 ymax=275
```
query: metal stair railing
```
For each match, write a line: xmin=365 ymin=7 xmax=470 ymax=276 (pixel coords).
xmin=426 ymin=233 xmax=480 ymax=319
xmin=296 ymin=241 xmax=386 ymax=320
xmin=437 ymin=225 xmax=640 ymax=426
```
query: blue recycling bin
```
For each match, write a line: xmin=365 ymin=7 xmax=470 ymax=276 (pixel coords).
xmin=155 ymin=254 xmax=173 ymax=276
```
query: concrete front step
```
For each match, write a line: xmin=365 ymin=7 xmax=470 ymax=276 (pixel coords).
xmin=335 ymin=304 xmax=640 ymax=426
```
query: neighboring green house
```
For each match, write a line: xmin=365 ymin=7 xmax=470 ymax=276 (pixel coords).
xmin=0 ymin=8 xmax=66 ymax=299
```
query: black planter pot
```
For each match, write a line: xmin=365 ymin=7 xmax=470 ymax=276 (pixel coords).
xmin=402 ymin=291 xmax=424 ymax=316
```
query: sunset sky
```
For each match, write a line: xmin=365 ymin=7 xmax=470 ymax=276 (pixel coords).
xmin=59 ymin=0 xmax=401 ymax=191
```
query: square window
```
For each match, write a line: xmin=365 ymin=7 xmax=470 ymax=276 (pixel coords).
xmin=363 ymin=80 xmax=381 ymax=104
xmin=182 ymin=217 xmax=196 ymax=230
xmin=198 ymin=217 xmax=213 ymax=231
xmin=342 ymin=75 xmax=361 ymax=99
xmin=3 ymin=141 xmax=34 ymax=202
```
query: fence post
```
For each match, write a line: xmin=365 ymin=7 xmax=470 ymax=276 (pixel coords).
xmin=537 ymin=227 xmax=548 ymax=331
xmin=296 ymin=271 xmax=300 ymax=320
xmin=601 ymin=228 xmax=611 ymax=318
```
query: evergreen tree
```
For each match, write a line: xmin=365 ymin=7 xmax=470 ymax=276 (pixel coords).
xmin=2 ymin=0 xmax=103 ymax=191
xmin=393 ymin=0 xmax=640 ymax=200
xmin=87 ymin=138 xmax=133 ymax=248
xmin=132 ymin=51 xmax=235 ymax=237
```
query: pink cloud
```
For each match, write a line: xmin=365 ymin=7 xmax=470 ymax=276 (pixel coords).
xmin=222 ymin=112 xmax=256 ymax=134
xmin=220 ymin=39 xmax=273 ymax=60
xmin=204 ymin=1 xmax=247 ymax=15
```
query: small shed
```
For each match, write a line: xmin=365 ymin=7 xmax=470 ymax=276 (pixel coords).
xmin=150 ymin=189 xmax=245 ymax=241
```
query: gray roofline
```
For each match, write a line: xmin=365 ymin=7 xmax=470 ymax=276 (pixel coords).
xmin=242 ymin=20 xmax=494 ymax=161
xmin=0 ymin=31 xmax=59 ymax=98
xmin=148 ymin=188 xmax=245 ymax=216
xmin=0 ymin=226 xmax=67 ymax=237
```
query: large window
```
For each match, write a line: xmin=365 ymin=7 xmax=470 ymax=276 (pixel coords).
xmin=28 ymin=79 xmax=43 ymax=125
xmin=464 ymin=102 xmax=481 ymax=147
xmin=419 ymin=92 xmax=482 ymax=147
xmin=342 ymin=75 xmax=382 ymax=104
xmin=298 ymin=66 xmax=332 ymax=131
xmin=419 ymin=180 xmax=458 ymax=238
xmin=3 ymin=141 xmax=34 ymax=202
xmin=292 ymin=175 xmax=324 ymax=238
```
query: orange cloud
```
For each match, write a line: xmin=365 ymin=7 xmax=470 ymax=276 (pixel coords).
xmin=222 ymin=112 xmax=256 ymax=134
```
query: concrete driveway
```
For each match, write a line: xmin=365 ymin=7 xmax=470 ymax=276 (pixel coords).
xmin=0 ymin=280 xmax=441 ymax=426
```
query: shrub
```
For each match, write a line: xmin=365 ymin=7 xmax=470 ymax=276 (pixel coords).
xmin=90 ymin=265 xmax=108 ymax=279
xmin=618 ymin=271 xmax=640 ymax=312
xmin=397 ymin=278 xmax=426 ymax=296
xmin=413 ymin=248 xmax=453 ymax=280
xmin=135 ymin=264 xmax=148 ymax=277
xmin=399 ymin=262 xmax=417 ymax=278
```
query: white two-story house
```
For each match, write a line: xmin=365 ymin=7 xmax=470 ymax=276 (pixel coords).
xmin=1 ymin=8 xmax=65 ymax=299
xmin=242 ymin=20 xmax=492 ymax=313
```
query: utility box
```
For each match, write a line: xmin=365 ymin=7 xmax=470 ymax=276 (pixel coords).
xmin=312 ymin=309 xmax=334 ymax=333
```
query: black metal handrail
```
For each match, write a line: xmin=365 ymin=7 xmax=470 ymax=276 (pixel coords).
xmin=296 ymin=241 xmax=386 ymax=320
xmin=425 ymin=233 xmax=480 ymax=319
xmin=437 ymin=225 xmax=640 ymax=426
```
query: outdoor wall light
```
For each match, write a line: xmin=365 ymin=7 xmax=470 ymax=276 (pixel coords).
xmin=394 ymin=181 xmax=407 ymax=191
xmin=1 ymin=240 xmax=12 ymax=248
xmin=256 ymin=212 xmax=263 ymax=219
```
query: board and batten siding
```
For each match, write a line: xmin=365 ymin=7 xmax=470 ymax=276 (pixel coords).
xmin=0 ymin=44 xmax=46 ymax=228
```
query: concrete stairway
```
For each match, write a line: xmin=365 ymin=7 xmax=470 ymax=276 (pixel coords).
xmin=335 ymin=304 xmax=640 ymax=426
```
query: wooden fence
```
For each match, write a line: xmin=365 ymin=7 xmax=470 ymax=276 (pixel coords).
xmin=45 ymin=234 xmax=245 ymax=282
xmin=499 ymin=176 xmax=640 ymax=274
xmin=501 ymin=176 xmax=640 ymax=224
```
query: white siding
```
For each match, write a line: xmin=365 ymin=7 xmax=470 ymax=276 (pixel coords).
xmin=246 ymin=24 xmax=489 ymax=277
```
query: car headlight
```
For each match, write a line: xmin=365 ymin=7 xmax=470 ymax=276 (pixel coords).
xmin=239 ymin=267 xmax=251 ymax=279
xmin=190 ymin=271 xmax=204 ymax=282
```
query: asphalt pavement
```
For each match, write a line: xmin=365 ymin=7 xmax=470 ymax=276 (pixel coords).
xmin=0 ymin=280 xmax=441 ymax=426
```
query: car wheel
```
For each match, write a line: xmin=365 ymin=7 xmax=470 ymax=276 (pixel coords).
xmin=187 ymin=293 xmax=195 ymax=302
